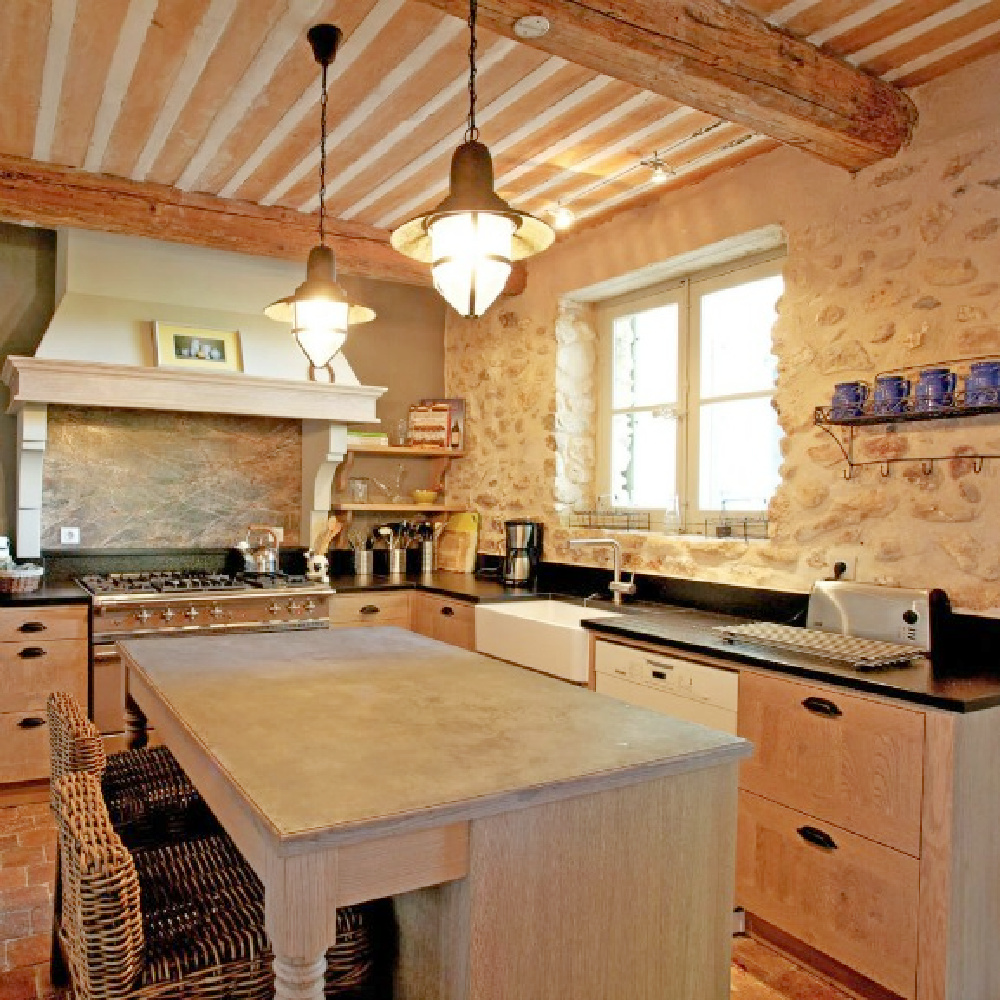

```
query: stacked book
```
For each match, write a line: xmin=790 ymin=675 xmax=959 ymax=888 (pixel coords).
xmin=346 ymin=429 xmax=390 ymax=448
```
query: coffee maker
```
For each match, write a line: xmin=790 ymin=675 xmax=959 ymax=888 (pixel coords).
xmin=503 ymin=520 xmax=543 ymax=587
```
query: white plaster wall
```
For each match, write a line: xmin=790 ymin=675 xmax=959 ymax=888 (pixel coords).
xmin=446 ymin=52 xmax=1000 ymax=612
xmin=37 ymin=229 xmax=359 ymax=384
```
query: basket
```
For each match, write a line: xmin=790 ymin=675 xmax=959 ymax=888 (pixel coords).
xmin=0 ymin=565 xmax=43 ymax=593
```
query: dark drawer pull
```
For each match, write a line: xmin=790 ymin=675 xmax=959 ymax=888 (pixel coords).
xmin=18 ymin=622 xmax=47 ymax=633
xmin=17 ymin=717 xmax=45 ymax=730
xmin=797 ymin=825 xmax=838 ymax=851
xmin=18 ymin=647 xmax=47 ymax=659
xmin=359 ymin=605 xmax=381 ymax=616
xmin=802 ymin=696 xmax=842 ymax=718
xmin=440 ymin=606 xmax=455 ymax=617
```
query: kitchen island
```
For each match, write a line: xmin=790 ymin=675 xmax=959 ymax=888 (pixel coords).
xmin=120 ymin=626 xmax=750 ymax=1000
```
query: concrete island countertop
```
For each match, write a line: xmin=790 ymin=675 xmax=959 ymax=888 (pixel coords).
xmin=119 ymin=626 xmax=749 ymax=843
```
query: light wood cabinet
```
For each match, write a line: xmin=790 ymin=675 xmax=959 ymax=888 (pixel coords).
xmin=739 ymin=670 xmax=924 ymax=856
xmin=738 ymin=789 xmax=920 ymax=999
xmin=0 ymin=602 xmax=88 ymax=787
xmin=328 ymin=592 xmax=411 ymax=627
xmin=411 ymin=593 xmax=476 ymax=650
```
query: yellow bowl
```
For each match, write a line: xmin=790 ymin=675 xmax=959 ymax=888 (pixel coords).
xmin=412 ymin=490 xmax=438 ymax=504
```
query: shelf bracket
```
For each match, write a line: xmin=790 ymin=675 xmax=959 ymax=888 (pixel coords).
xmin=302 ymin=421 xmax=349 ymax=550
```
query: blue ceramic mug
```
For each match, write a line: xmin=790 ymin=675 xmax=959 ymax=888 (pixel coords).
xmin=965 ymin=361 xmax=1000 ymax=407
xmin=831 ymin=381 xmax=868 ymax=418
xmin=914 ymin=367 xmax=957 ymax=411
xmin=873 ymin=374 xmax=910 ymax=414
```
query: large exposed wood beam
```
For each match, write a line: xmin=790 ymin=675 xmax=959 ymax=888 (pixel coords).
xmin=0 ymin=154 xmax=429 ymax=286
xmin=414 ymin=0 xmax=917 ymax=171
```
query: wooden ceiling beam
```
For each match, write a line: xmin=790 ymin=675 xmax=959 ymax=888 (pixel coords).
xmin=413 ymin=0 xmax=918 ymax=171
xmin=0 ymin=154 xmax=429 ymax=285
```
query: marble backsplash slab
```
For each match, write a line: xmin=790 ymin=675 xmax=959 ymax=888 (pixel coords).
xmin=41 ymin=406 xmax=301 ymax=548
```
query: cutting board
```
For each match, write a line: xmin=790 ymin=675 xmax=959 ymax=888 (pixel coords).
xmin=436 ymin=512 xmax=479 ymax=573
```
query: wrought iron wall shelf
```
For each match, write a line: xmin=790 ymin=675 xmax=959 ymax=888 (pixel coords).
xmin=814 ymin=395 xmax=1000 ymax=479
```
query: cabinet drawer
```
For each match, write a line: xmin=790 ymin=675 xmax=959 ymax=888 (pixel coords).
xmin=0 ymin=640 xmax=87 ymax=713
xmin=329 ymin=592 xmax=411 ymax=626
xmin=413 ymin=594 xmax=476 ymax=650
xmin=738 ymin=671 xmax=924 ymax=856
xmin=737 ymin=790 xmax=919 ymax=999
xmin=0 ymin=605 xmax=87 ymax=643
xmin=0 ymin=709 xmax=50 ymax=784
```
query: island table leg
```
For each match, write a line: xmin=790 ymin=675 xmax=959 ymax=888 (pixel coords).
xmin=264 ymin=852 xmax=339 ymax=1000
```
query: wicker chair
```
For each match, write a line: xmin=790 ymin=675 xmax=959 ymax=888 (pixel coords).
xmin=52 ymin=773 xmax=380 ymax=1000
xmin=47 ymin=691 xmax=216 ymax=847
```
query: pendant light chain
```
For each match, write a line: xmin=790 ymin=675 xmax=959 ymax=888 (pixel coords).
xmin=318 ymin=57 xmax=329 ymax=246
xmin=465 ymin=0 xmax=479 ymax=142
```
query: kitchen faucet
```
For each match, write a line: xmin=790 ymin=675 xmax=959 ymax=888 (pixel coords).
xmin=569 ymin=538 xmax=636 ymax=606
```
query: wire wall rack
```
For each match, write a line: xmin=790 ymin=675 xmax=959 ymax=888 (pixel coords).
xmin=814 ymin=356 xmax=1000 ymax=480
xmin=569 ymin=510 xmax=651 ymax=532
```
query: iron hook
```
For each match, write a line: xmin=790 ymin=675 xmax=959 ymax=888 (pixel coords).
xmin=973 ymin=457 xmax=985 ymax=474
xmin=880 ymin=463 xmax=891 ymax=478
xmin=922 ymin=460 xmax=934 ymax=476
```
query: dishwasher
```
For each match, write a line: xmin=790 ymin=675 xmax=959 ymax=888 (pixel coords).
xmin=594 ymin=638 xmax=739 ymax=734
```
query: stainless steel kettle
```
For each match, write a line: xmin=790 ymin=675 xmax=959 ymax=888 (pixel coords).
xmin=245 ymin=526 xmax=279 ymax=574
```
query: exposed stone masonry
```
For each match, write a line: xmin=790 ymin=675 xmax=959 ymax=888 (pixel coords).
xmin=446 ymin=54 xmax=1000 ymax=611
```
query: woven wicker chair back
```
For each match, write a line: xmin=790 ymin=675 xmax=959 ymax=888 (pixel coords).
xmin=47 ymin=691 xmax=107 ymax=794
xmin=51 ymin=772 xmax=144 ymax=1000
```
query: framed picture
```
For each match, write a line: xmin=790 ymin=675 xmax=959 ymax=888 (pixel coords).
xmin=421 ymin=397 xmax=466 ymax=451
xmin=153 ymin=323 xmax=243 ymax=372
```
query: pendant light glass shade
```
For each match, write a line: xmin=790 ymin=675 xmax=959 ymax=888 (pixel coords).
xmin=264 ymin=24 xmax=374 ymax=377
xmin=390 ymin=1 xmax=553 ymax=318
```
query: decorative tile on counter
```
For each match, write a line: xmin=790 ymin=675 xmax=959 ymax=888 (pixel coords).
xmin=41 ymin=407 xmax=301 ymax=548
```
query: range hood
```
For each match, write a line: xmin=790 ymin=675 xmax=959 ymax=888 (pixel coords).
xmin=2 ymin=229 xmax=386 ymax=557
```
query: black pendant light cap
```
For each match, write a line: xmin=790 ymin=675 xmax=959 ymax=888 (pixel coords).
xmin=308 ymin=23 xmax=341 ymax=66
xmin=264 ymin=244 xmax=375 ymax=326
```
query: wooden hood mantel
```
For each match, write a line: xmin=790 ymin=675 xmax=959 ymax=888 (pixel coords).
xmin=1 ymin=356 xmax=387 ymax=558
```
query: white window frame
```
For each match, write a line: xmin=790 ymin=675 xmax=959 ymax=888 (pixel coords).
xmin=596 ymin=251 xmax=785 ymax=529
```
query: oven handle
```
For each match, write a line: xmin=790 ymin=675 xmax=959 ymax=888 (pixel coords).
xmin=93 ymin=646 xmax=121 ymax=661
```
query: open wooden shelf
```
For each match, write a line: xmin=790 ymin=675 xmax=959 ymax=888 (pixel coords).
xmin=331 ymin=503 xmax=465 ymax=513
xmin=345 ymin=445 xmax=465 ymax=458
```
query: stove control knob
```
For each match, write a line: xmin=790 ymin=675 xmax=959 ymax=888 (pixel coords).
xmin=134 ymin=608 xmax=152 ymax=624
xmin=209 ymin=605 xmax=226 ymax=619
xmin=303 ymin=599 xmax=317 ymax=613
xmin=267 ymin=602 xmax=282 ymax=616
xmin=184 ymin=606 xmax=200 ymax=620
xmin=162 ymin=608 xmax=177 ymax=622
xmin=288 ymin=601 xmax=303 ymax=615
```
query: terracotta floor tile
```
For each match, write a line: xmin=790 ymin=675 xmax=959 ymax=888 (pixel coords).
xmin=0 ymin=968 xmax=37 ymax=1000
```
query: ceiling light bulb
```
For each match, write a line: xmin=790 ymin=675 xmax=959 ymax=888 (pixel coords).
xmin=552 ymin=205 xmax=575 ymax=230
xmin=640 ymin=151 xmax=672 ymax=186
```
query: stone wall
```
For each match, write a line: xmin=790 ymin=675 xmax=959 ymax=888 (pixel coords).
xmin=445 ymin=53 xmax=1000 ymax=612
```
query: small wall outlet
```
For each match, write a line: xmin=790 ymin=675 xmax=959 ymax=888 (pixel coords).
xmin=829 ymin=552 xmax=857 ymax=580
xmin=60 ymin=527 xmax=81 ymax=545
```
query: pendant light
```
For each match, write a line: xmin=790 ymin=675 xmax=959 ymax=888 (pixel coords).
xmin=390 ymin=0 xmax=554 ymax=318
xmin=265 ymin=24 xmax=374 ymax=379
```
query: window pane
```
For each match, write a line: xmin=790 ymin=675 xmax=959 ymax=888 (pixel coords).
xmin=700 ymin=274 xmax=781 ymax=398
xmin=611 ymin=303 xmax=678 ymax=409
xmin=610 ymin=411 xmax=677 ymax=509
xmin=699 ymin=397 xmax=780 ymax=511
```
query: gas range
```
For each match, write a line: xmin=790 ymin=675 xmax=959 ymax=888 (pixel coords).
xmin=78 ymin=570 xmax=315 ymax=597
xmin=81 ymin=570 xmax=333 ymax=637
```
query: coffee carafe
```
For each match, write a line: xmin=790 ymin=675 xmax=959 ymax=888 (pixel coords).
xmin=503 ymin=520 xmax=542 ymax=587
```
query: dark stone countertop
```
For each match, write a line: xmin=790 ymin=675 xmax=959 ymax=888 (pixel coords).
xmin=0 ymin=583 xmax=90 ymax=607
xmin=581 ymin=604 xmax=1000 ymax=713
xmin=328 ymin=571 xmax=547 ymax=603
